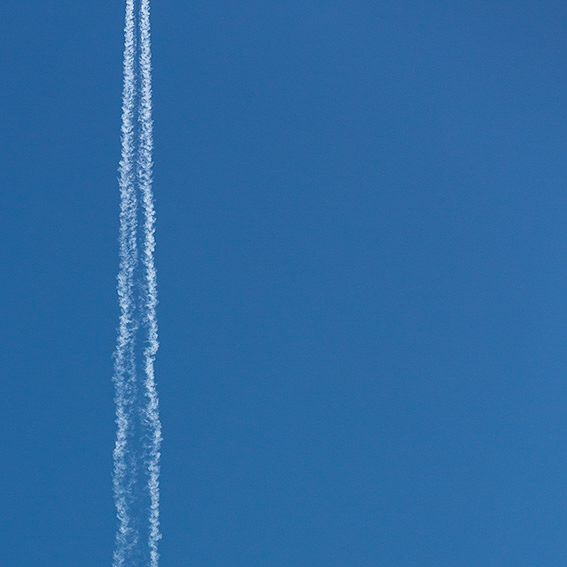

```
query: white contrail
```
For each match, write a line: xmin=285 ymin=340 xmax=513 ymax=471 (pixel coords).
xmin=113 ymin=0 xmax=161 ymax=565
xmin=112 ymin=0 xmax=139 ymax=565
xmin=138 ymin=1 xmax=163 ymax=565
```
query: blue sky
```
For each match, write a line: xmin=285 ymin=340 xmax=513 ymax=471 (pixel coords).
xmin=2 ymin=1 xmax=567 ymax=565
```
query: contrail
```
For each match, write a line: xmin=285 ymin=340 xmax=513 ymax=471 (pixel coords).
xmin=138 ymin=0 xmax=163 ymax=565
xmin=112 ymin=0 xmax=161 ymax=565
xmin=113 ymin=0 xmax=138 ymax=564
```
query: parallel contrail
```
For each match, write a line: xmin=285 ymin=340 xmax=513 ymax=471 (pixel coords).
xmin=112 ymin=0 xmax=161 ymax=565
xmin=138 ymin=1 xmax=163 ymax=565
xmin=113 ymin=0 xmax=138 ymax=563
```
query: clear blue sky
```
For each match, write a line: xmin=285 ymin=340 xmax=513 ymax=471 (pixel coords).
xmin=2 ymin=1 xmax=567 ymax=565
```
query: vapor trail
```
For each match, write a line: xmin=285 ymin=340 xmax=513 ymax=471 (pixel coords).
xmin=112 ymin=0 xmax=138 ymax=564
xmin=138 ymin=1 xmax=163 ymax=565
xmin=112 ymin=0 xmax=161 ymax=565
